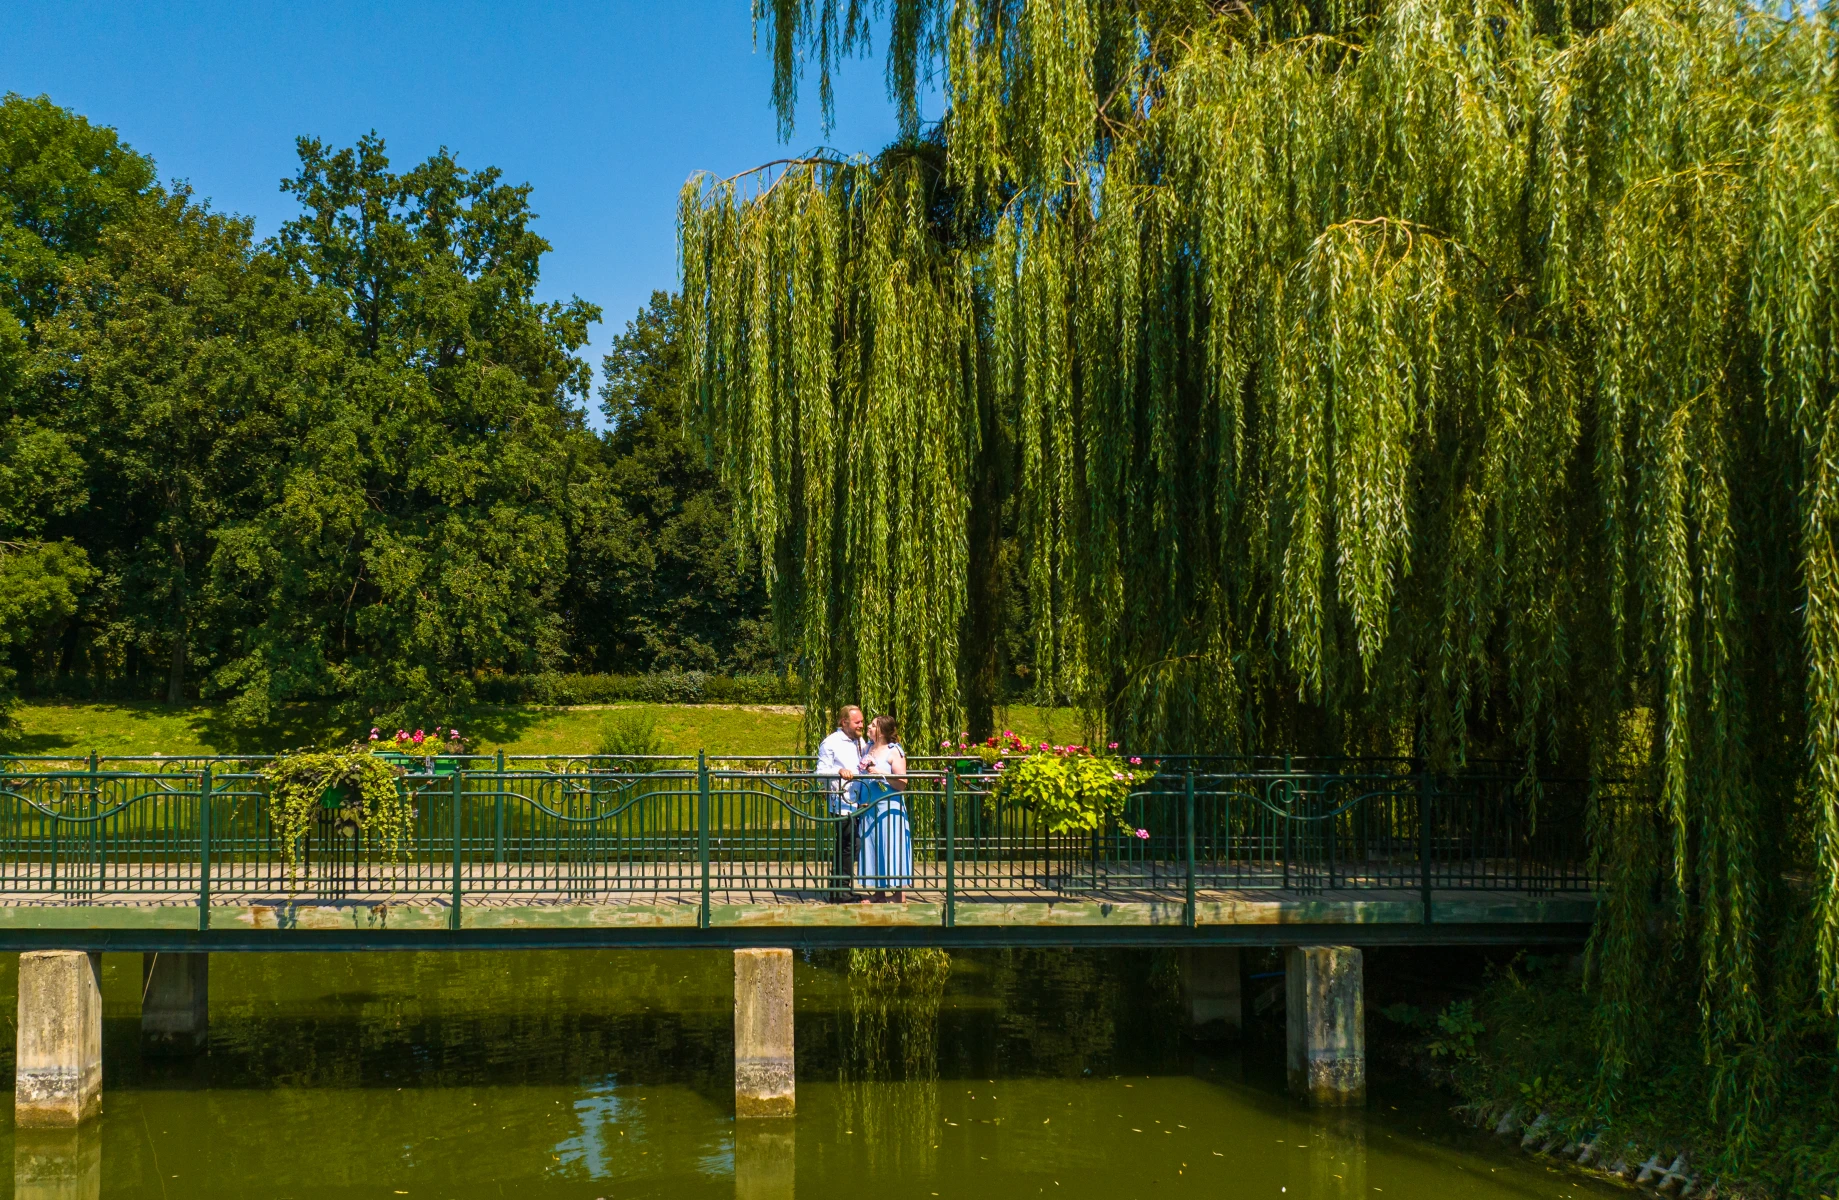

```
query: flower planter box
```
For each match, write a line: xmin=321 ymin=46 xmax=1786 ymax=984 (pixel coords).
xmin=375 ymin=750 xmax=462 ymax=775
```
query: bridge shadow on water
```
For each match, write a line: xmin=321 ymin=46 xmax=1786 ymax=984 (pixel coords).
xmin=84 ymin=948 xmax=1218 ymax=1102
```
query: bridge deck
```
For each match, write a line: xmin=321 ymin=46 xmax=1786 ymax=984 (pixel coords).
xmin=0 ymin=881 xmax=1596 ymax=950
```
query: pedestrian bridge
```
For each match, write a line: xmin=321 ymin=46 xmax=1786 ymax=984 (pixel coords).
xmin=4 ymin=753 xmax=1609 ymax=1127
xmin=0 ymin=753 xmax=1600 ymax=951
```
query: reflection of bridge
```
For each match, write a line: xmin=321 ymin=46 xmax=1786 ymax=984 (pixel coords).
xmin=3 ymin=754 xmax=1609 ymax=1134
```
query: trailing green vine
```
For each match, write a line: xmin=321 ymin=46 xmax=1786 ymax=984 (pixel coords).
xmin=262 ymin=741 xmax=418 ymax=888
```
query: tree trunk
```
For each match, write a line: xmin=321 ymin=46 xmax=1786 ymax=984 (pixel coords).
xmin=166 ymin=624 xmax=187 ymax=706
xmin=960 ymin=362 xmax=1006 ymax=742
xmin=167 ymin=533 xmax=188 ymax=706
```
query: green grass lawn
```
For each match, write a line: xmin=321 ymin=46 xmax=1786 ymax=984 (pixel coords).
xmin=0 ymin=700 xmax=1088 ymax=759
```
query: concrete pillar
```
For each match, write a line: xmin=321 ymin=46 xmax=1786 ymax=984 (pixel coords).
xmin=141 ymin=952 xmax=208 ymax=1052
xmin=734 ymin=1122 xmax=796 ymax=1200
xmin=15 ymin=951 xmax=104 ymax=1128
xmin=1285 ymin=945 xmax=1365 ymax=1105
xmin=734 ymin=948 xmax=795 ymax=1117
xmin=1179 ymin=947 xmax=1243 ymax=1039
xmin=13 ymin=1130 xmax=101 ymax=1200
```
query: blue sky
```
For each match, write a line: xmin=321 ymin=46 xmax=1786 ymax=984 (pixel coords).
xmin=0 ymin=1 xmax=919 ymax=417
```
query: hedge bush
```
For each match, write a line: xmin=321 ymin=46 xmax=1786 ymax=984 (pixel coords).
xmin=474 ymin=671 xmax=801 ymax=707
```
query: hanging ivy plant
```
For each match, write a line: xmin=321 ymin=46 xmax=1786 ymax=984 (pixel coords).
xmin=262 ymin=743 xmax=415 ymax=887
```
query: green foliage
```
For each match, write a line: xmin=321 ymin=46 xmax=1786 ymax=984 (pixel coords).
xmin=693 ymin=0 xmax=1839 ymax=1169
xmin=986 ymin=741 xmax=1148 ymax=835
xmin=847 ymin=946 xmax=953 ymax=990
xmin=1428 ymin=1000 xmax=1486 ymax=1062
xmin=208 ymin=134 xmax=602 ymax=725
xmin=0 ymin=94 xmax=146 ymax=721
xmin=260 ymin=742 xmax=416 ymax=889
xmin=0 ymin=541 xmax=94 ymax=728
xmin=596 ymin=708 xmax=663 ymax=758
xmin=565 ymin=292 xmax=775 ymax=675
xmin=1439 ymin=958 xmax=1839 ymax=1197
xmin=473 ymin=670 xmax=800 ymax=706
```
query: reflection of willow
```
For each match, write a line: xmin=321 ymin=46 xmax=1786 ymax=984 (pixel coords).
xmin=836 ymin=949 xmax=951 ymax=1174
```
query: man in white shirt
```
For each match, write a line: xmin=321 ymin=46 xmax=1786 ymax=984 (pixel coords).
xmin=815 ymin=705 xmax=866 ymax=899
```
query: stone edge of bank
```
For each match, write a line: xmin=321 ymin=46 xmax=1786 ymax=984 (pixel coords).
xmin=1454 ymin=1099 xmax=1761 ymax=1200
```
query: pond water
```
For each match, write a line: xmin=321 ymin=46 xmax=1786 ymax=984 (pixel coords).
xmin=0 ymin=948 xmax=1619 ymax=1199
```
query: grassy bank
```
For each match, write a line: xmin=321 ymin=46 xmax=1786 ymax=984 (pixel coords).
xmin=0 ymin=700 xmax=1088 ymax=759
xmin=1385 ymin=957 xmax=1839 ymax=1199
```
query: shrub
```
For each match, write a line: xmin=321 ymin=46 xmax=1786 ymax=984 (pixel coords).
xmin=597 ymin=709 xmax=663 ymax=758
xmin=474 ymin=671 xmax=800 ymax=706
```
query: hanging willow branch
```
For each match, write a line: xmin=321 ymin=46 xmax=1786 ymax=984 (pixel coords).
xmin=689 ymin=0 xmax=1839 ymax=1136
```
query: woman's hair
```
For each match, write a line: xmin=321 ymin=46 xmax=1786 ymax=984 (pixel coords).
xmin=871 ymin=714 xmax=898 ymax=744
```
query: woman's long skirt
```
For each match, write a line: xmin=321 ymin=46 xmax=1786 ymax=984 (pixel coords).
xmin=854 ymin=781 xmax=913 ymax=890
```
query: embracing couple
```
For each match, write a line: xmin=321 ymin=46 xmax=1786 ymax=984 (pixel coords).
xmin=816 ymin=704 xmax=911 ymax=902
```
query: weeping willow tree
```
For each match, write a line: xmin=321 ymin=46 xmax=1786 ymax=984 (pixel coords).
xmin=681 ymin=0 xmax=1838 ymax=1156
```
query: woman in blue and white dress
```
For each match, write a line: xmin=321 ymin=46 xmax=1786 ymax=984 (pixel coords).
xmin=853 ymin=715 xmax=912 ymax=902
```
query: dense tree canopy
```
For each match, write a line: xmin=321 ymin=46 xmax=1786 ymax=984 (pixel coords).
xmin=565 ymin=291 xmax=777 ymax=675
xmin=684 ymin=0 xmax=1839 ymax=1156
xmin=0 ymin=97 xmax=772 ymax=725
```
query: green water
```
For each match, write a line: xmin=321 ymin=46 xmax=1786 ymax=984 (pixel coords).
xmin=0 ymin=949 xmax=1618 ymax=1199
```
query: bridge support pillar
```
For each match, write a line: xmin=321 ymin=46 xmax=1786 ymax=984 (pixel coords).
xmin=1180 ymin=948 xmax=1242 ymax=1039
xmin=734 ymin=948 xmax=795 ymax=1117
xmin=15 ymin=951 xmax=104 ymax=1128
xmin=1285 ymin=945 xmax=1365 ymax=1105
xmin=141 ymin=952 xmax=208 ymax=1053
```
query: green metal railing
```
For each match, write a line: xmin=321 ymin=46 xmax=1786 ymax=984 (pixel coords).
xmin=0 ymin=759 xmax=1599 ymax=930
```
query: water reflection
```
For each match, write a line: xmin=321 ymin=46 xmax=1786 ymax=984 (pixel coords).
xmin=828 ymin=948 xmax=950 ymax=1179
xmin=1307 ymin=1113 xmax=1369 ymax=1197
xmin=0 ymin=949 xmax=1622 ymax=1199
xmin=13 ymin=1127 xmax=101 ymax=1200
xmin=734 ymin=1123 xmax=795 ymax=1200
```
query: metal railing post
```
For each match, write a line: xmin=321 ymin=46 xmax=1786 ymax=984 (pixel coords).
xmin=493 ymin=748 xmax=506 ymax=865
xmin=1419 ymin=762 xmax=1435 ymax=926
xmin=698 ymin=751 xmax=711 ymax=928
xmin=87 ymin=749 xmax=99 ymax=892
xmin=1184 ymin=771 xmax=1196 ymax=928
xmin=944 ymin=769 xmax=956 ymax=928
xmin=450 ymin=770 xmax=464 ymax=932
xmin=198 ymin=766 xmax=213 ymax=932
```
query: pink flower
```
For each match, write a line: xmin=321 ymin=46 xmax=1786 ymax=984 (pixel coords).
xmin=396 ymin=730 xmax=408 ymax=740
xmin=1108 ymin=741 xmax=1119 ymax=750
xmin=994 ymin=761 xmax=1006 ymax=771
xmin=940 ymin=739 xmax=950 ymax=748
xmin=449 ymin=728 xmax=460 ymax=739
xmin=1135 ymin=828 xmax=1150 ymax=839
xmin=1113 ymin=772 xmax=1125 ymax=780
xmin=1039 ymin=742 xmax=1050 ymax=751
xmin=1129 ymin=756 xmax=1142 ymax=765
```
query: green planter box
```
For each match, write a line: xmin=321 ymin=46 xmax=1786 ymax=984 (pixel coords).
xmin=375 ymin=750 xmax=461 ymax=774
